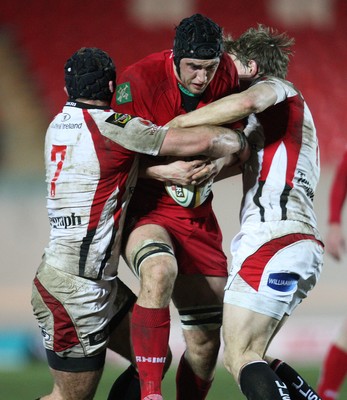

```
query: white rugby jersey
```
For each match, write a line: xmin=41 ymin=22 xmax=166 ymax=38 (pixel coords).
xmin=240 ymin=77 xmax=320 ymax=228
xmin=44 ymin=101 xmax=168 ymax=280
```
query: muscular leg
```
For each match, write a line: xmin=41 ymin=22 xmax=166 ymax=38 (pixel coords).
xmin=125 ymin=224 xmax=177 ymax=399
xmin=262 ymin=318 xmax=322 ymax=399
xmin=173 ymin=274 xmax=225 ymax=399
xmin=40 ymin=368 xmax=103 ymax=400
xmin=222 ymin=303 xmax=291 ymax=399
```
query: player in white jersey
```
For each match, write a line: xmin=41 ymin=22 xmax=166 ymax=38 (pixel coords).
xmin=168 ymin=25 xmax=324 ymax=400
xmin=30 ymin=47 xmax=247 ymax=400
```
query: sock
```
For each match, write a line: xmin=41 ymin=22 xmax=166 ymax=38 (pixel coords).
xmin=176 ymin=352 xmax=213 ymax=400
xmin=131 ymin=304 xmax=170 ymax=398
xmin=239 ymin=360 xmax=291 ymax=399
xmin=271 ymin=359 xmax=322 ymax=399
xmin=317 ymin=344 xmax=347 ymax=399
xmin=107 ymin=364 xmax=140 ymax=400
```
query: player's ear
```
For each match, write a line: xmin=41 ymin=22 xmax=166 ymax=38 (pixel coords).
xmin=109 ymin=81 xmax=115 ymax=94
xmin=248 ymin=60 xmax=258 ymax=77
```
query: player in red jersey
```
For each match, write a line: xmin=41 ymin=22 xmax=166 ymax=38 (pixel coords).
xmin=30 ymin=47 xmax=247 ymax=400
xmin=317 ymin=148 xmax=347 ymax=400
xmin=114 ymin=14 xmax=241 ymax=400
xmin=169 ymin=25 xmax=324 ymax=400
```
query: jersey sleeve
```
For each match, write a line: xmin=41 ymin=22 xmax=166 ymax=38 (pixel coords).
xmin=329 ymin=148 xmax=347 ymax=223
xmin=255 ymin=77 xmax=288 ymax=104
xmin=101 ymin=113 xmax=168 ymax=156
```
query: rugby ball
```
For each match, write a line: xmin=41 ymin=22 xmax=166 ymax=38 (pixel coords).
xmin=165 ymin=180 xmax=213 ymax=208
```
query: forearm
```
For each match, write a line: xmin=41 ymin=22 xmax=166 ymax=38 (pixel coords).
xmin=168 ymin=95 xmax=248 ymax=128
xmin=167 ymin=84 xmax=277 ymax=129
xmin=159 ymin=125 xmax=246 ymax=159
xmin=140 ymin=163 xmax=168 ymax=182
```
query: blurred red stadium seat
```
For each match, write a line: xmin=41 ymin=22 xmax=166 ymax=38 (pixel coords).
xmin=0 ymin=0 xmax=346 ymax=164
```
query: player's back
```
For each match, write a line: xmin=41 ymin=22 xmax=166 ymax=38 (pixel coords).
xmin=44 ymin=103 xmax=138 ymax=280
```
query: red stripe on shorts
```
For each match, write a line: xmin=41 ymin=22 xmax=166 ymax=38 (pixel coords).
xmin=34 ymin=277 xmax=80 ymax=352
xmin=238 ymin=233 xmax=322 ymax=291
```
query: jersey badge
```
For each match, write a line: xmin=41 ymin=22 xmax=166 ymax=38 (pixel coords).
xmin=116 ymin=82 xmax=133 ymax=104
xmin=106 ymin=113 xmax=133 ymax=128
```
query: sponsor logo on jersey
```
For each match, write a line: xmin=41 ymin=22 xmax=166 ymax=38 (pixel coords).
xmin=267 ymin=272 xmax=299 ymax=292
xmin=61 ymin=113 xmax=71 ymax=122
xmin=297 ymin=170 xmax=314 ymax=201
xmin=106 ymin=112 xmax=133 ymax=128
xmin=51 ymin=121 xmax=83 ymax=130
xmin=116 ymin=82 xmax=132 ymax=104
xmin=49 ymin=212 xmax=82 ymax=229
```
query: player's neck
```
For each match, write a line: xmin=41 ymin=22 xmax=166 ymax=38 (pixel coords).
xmin=75 ymin=98 xmax=110 ymax=107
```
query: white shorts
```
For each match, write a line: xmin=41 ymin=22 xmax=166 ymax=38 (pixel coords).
xmin=31 ymin=260 xmax=135 ymax=359
xmin=224 ymin=221 xmax=324 ymax=320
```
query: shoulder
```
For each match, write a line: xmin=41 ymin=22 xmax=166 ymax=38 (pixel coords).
xmin=116 ymin=50 xmax=178 ymax=118
xmin=119 ymin=50 xmax=172 ymax=82
xmin=257 ymin=76 xmax=297 ymax=93
xmin=254 ymin=76 xmax=299 ymax=104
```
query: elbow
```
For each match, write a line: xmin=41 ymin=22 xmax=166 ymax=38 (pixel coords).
xmin=242 ymin=97 xmax=261 ymax=114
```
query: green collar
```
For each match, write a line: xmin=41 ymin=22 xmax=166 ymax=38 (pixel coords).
xmin=178 ymin=83 xmax=199 ymax=97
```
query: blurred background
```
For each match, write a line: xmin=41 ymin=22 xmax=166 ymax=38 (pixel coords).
xmin=0 ymin=0 xmax=346 ymax=374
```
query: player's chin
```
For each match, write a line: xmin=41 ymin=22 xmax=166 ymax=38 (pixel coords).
xmin=190 ymin=84 xmax=207 ymax=94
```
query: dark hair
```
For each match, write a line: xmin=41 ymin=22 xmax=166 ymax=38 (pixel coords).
xmin=224 ymin=24 xmax=294 ymax=79
xmin=173 ymin=14 xmax=223 ymax=74
xmin=64 ymin=47 xmax=116 ymax=101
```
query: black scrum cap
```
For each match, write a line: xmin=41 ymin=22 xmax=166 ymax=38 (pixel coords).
xmin=64 ymin=47 xmax=116 ymax=101
xmin=173 ymin=13 xmax=223 ymax=70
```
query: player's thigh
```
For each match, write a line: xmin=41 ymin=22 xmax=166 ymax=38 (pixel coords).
xmin=125 ymin=223 xmax=173 ymax=257
xmin=173 ymin=274 xmax=226 ymax=306
xmin=172 ymin=274 xmax=225 ymax=349
xmin=49 ymin=368 xmax=103 ymax=400
xmin=222 ymin=303 xmax=279 ymax=361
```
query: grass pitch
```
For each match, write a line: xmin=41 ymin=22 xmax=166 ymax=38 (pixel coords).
xmin=1 ymin=361 xmax=346 ymax=399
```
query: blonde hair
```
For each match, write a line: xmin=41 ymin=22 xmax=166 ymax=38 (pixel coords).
xmin=224 ymin=24 xmax=295 ymax=79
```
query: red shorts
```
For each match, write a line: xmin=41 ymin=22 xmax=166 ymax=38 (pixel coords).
xmin=131 ymin=210 xmax=228 ymax=277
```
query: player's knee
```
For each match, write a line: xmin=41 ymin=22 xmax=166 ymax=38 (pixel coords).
xmin=178 ymin=304 xmax=223 ymax=332
xmin=179 ymin=305 xmax=222 ymax=365
xmin=129 ymin=240 xmax=176 ymax=277
xmin=143 ymin=259 xmax=177 ymax=282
